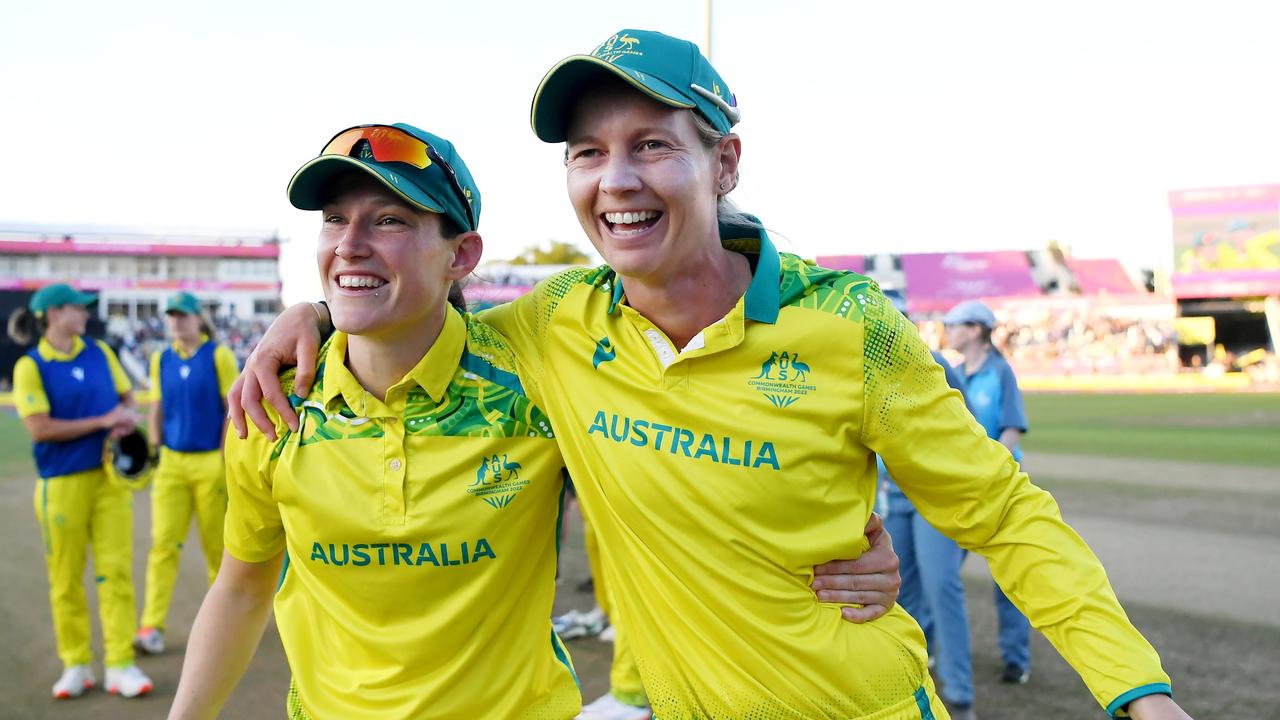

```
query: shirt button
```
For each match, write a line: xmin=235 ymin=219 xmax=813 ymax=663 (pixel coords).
xmin=389 ymin=459 xmax=402 ymax=472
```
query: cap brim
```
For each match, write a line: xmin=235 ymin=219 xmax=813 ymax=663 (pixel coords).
xmin=74 ymin=291 xmax=98 ymax=307
xmin=286 ymin=155 xmax=448 ymax=216
xmin=531 ymin=55 xmax=695 ymax=143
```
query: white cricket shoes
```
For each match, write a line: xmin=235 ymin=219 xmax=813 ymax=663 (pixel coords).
xmin=52 ymin=664 xmax=95 ymax=699
xmin=105 ymin=664 xmax=154 ymax=698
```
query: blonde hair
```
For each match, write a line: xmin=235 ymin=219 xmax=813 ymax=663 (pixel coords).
xmin=689 ymin=111 xmax=761 ymax=232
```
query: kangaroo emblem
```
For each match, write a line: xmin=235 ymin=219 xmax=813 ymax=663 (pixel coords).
xmin=755 ymin=351 xmax=779 ymax=379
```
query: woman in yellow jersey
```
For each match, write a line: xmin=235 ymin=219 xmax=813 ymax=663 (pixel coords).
xmin=133 ymin=292 xmax=239 ymax=655
xmin=8 ymin=284 xmax=155 ymax=700
xmin=170 ymin=123 xmax=901 ymax=720
xmin=238 ymin=30 xmax=1196 ymax=720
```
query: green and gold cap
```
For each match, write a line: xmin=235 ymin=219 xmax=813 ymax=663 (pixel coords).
xmin=29 ymin=283 xmax=96 ymax=315
xmin=287 ymin=123 xmax=481 ymax=233
xmin=531 ymin=29 xmax=741 ymax=143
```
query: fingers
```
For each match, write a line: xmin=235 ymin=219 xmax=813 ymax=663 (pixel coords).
xmin=864 ymin=511 xmax=884 ymax=543
xmin=812 ymin=571 xmax=898 ymax=593
xmin=294 ymin=334 xmax=319 ymax=398
xmin=258 ymin=360 xmax=296 ymax=433
xmin=840 ymin=604 xmax=888 ymax=623
xmin=228 ymin=375 xmax=248 ymax=439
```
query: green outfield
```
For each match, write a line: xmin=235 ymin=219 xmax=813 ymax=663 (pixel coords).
xmin=1022 ymin=392 xmax=1280 ymax=467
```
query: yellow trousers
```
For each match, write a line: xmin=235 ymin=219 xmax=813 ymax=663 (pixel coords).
xmin=140 ymin=448 xmax=227 ymax=630
xmin=585 ymin=524 xmax=646 ymax=707
xmin=33 ymin=467 xmax=137 ymax=668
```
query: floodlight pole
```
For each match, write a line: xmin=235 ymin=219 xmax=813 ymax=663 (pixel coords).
xmin=705 ymin=0 xmax=713 ymax=60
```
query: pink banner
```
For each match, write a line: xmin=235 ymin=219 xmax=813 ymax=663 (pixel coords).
xmin=1170 ymin=270 xmax=1280 ymax=299
xmin=0 ymin=278 xmax=280 ymax=291
xmin=1066 ymin=258 xmax=1138 ymax=295
xmin=463 ymin=284 xmax=531 ymax=305
xmin=815 ymin=254 xmax=865 ymax=274
xmin=0 ymin=238 xmax=279 ymax=258
xmin=903 ymin=251 xmax=1039 ymax=313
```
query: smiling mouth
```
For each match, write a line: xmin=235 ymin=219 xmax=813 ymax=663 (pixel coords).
xmin=602 ymin=210 xmax=662 ymax=236
xmin=336 ymin=274 xmax=387 ymax=292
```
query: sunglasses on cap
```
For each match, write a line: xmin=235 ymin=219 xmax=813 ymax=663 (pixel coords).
xmin=321 ymin=125 xmax=475 ymax=231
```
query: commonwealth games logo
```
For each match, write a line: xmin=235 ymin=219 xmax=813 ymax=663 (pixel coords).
xmin=747 ymin=351 xmax=816 ymax=408
xmin=468 ymin=454 xmax=530 ymax=509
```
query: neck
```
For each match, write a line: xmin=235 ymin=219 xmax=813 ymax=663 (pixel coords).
xmin=45 ymin=328 xmax=75 ymax=353
xmin=621 ymin=247 xmax=753 ymax=349
xmin=963 ymin=343 xmax=991 ymax=371
xmin=344 ymin=307 xmax=446 ymax=400
xmin=178 ymin=336 xmax=203 ymax=354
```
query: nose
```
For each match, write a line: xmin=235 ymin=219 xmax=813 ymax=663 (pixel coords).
xmin=598 ymin=155 xmax=642 ymax=195
xmin=333 ymin=224 xmax=373 ymax=260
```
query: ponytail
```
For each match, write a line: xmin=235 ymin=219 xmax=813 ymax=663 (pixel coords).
xmin=6 ymin=307 xmax=43 ymax=345
xmin=447 ymin=282 xmax=467 ymax=312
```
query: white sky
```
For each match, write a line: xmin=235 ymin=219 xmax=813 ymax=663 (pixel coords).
xmin=2 ymin=0 xmax=1276 ymax=304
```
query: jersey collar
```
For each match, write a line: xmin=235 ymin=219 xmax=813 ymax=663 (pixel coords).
xmin=37 ymin=335 xmax=86 ymax=361
xmin=606 ymin=216 xmax=781 ymax=325
xmin=321 ymin=306 xmax=466 ymax=413
xmin=169 ymin=334 xmax=210 ymax=360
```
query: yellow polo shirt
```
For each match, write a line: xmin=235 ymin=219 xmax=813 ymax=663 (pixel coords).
xmin=13 ymin=336 xmax=131 ymax=418
xmin=480 ymin=222 xmax=1171 ymax=719
xmin=223 ymin=308 xmax=578 ymax=720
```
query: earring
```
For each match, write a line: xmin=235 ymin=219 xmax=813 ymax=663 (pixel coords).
xmin=719 ymin=182 xmax=728 ymax=191
xmin=334 ymin=247 xmax=340 ymax=256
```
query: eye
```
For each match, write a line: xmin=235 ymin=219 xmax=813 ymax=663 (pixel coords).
xmin=322 ymin=213 xmax=343 ymax=225
xmin=376 ymin=215 xmax=405 ymax=226
xmin=639 ymin=139 xmax=668 ymax=152
xmin=568 ymin=147 xmax=602 ymax=161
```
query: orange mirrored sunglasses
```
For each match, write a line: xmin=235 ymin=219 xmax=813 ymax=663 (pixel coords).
xmin=321 ymin=125 xmax=475 ymax=230
xmin=322 ymin=125 xmax=434 ymax=169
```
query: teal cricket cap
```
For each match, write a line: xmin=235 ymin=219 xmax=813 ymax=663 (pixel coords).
xmin=165 ymin=291 xmax=201 ymax=315
xmin=531 ymin=29 xmax=741 ymax=143
xmin=287 ymin=123 xmax=481 ymax=233
xmin=29 ymin=283 xmax=96 ymax=315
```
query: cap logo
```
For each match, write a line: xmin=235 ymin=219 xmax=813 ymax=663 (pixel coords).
xmin=593 ymin=33 xmax=643 ymax=63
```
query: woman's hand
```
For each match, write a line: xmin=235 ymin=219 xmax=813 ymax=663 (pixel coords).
xmin=227 ymin=302 xmax=327 ymax=440
xmin=812 ymin=513 xmax=902 ymax=623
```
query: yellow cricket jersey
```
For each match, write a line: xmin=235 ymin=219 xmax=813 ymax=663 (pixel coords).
xmin=13 ymin=336 xmax=131 ymax=418
xmin=481 ymin=221 xmax=1172 ymax=720
xmin=223 ymin=307 xmax=579 ymax=720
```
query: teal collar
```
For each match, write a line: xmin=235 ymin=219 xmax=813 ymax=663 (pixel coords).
xmin=606 ymin=216 xmax=780 ymax=324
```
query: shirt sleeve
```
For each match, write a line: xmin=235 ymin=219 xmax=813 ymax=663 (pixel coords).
xmin=12 ymin=356 xmax=50 ymax=418
xmin=478 ymin=268 xmax=593 ymax=408
xmin=95 ymin=340 xmax=133 ymax=395
xmin=998 ymin=358 xmax=1029 ymax=434
xmin=222 ymin=417 xmax=286 ymax=564
xmin=149 ymin=350 xmax=162 ymax=402
xmin=214 ymin=344 xmax=240 ymax=398
xmin=859 ymin=289 xmax=1170 ymax=716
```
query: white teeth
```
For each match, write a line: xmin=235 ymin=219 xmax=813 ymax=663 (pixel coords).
xmin=604 ymin=210 xmax=659 ymax=225
xmin=338 ymin=275 xmax=386 ymax=288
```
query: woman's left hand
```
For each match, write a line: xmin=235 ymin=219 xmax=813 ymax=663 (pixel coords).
xmin=811 ymin=513 xmax=902 ymax=623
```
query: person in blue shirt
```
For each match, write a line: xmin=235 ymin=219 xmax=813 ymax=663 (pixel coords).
xmin=7 ymin=283 xmax=155 ymax=700
xmin=135 ymin=292 xmax=239 ymax=656
xmin=878 ymin=295 xmax=976 ymax=719
xmin=943 ymin=299 xmax=1033 ymax=685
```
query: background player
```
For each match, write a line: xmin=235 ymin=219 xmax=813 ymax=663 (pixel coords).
xmin=943 ymin=299 xmax=1033 ymax=685
xmin=7 ymin=283 xmax=154 ymax=699
xmin=134 ymin=291 xmax=239 ymax=655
